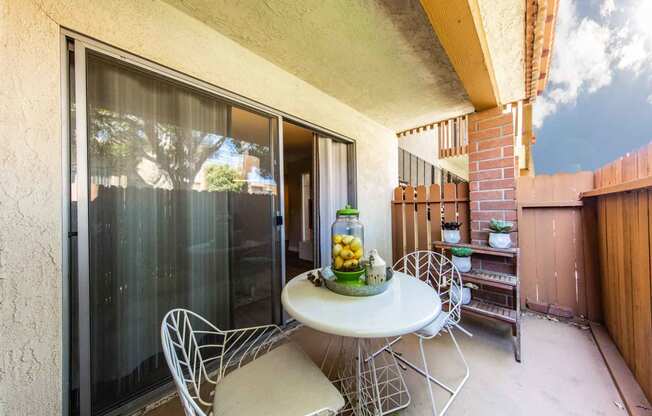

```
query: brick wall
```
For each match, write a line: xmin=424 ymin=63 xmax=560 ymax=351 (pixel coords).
xmin=468 ymin=107 xmax=519 ymax=247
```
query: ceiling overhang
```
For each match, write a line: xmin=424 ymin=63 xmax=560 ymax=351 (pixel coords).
xmin=419 ymin=0 xmax=500 ymax=111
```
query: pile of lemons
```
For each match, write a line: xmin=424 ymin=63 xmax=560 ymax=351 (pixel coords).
xmin=332 ymin=234 xmax=363 ymax=270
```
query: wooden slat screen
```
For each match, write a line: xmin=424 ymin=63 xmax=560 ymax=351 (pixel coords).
xmin=437 ymin=116 xmax=469 ymax=159
xmin=391 ymin=183 xmax=469 ymax=263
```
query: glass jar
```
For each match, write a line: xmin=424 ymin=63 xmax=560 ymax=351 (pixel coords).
xmin=331 ymin=205 xmax=364 ymax=272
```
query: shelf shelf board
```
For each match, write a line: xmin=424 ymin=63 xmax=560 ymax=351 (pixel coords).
xmin=462 ymin=299 xmax=517 ymax=324
xmin=433 ymin=241 xmax=519 ymax=258
xmin=462 ymin=269 xmax=518 ymax=290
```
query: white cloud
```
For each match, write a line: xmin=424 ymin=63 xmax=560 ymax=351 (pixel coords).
xmin=535 ymin=1 xmax=612 ymax=127
xmin=533 ymin=96 xmax=556 ymax=128
xmin=615 ymin=34 xmax=648 ymax=73
xmin=535 ymin=0 xmax=652 ymax=128
xmin=600 ymin=0 xmax=615 ymax=17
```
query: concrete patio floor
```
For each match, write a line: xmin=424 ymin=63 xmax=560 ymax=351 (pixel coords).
xmin=146 ymin=313 xmax=625 ymax=416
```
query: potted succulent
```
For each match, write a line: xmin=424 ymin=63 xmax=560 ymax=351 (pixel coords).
xmin=488 ymin=219 xmax=513 ymax=249
xmin=450 ymin=247 xmax=472 ymax=272
xmin=442 ymin=221 xmax=462 ymax=243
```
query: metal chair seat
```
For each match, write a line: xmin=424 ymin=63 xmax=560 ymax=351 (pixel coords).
xmin=213 ymin=342 xmax=344 ymax=416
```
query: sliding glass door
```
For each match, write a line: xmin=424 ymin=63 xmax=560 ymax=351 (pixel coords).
xmin=68 ymin=41 xmax=282 ymax=415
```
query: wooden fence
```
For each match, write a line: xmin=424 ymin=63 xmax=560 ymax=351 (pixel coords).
xmin=582 ymin=143 xmax=652 ymax=401
xmin=516 ymin=172 xmax=599 ymax=319
xmin=391 ymin=183 xmax=469 ymax=263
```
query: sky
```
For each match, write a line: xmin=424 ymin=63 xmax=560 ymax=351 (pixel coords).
xmin=533 ymin=0 xmax=652 ymax=174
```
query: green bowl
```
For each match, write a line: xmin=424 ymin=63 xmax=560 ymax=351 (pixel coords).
xmin=332 ymin=267 xmax=366 ymax=283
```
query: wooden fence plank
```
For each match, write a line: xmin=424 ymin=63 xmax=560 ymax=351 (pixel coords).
xmin=621 ymin=193 xmax=635 ymax=369
xmin=632 ymin=190 xmax=651 ymax=396
xmin=442 ymin=183 xmax=457 ymax=223
xmin=429 ymin=184 xmax=442 ymax=243
xmin=416 ymin=186 xmax=429 ymax=250
xmin=582 ymin=198 xmax=601 ymax=321
xmin=404 ymin=186 xmax=416 ymax=255
xmin=457 ymin=183 xmax=470 ymax=243
xmin=392 ymin=187 xmax=404 ymax=262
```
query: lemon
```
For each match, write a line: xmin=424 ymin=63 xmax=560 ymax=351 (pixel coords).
xmin=340 ymin=249 xmax=354 ymax=259
xmin=333 ymin=234 xmax=343 ymax=244
xmin=343 ymin=259 xmax=355 ymax=269
xmin=350 ymin=237 xmax=362 ymax=251
xmin=354 ymin=248 xmax=363 ymax=259
xmin=332 ymin=244 xmax=342 ymax=256
xmin=342 ymin=235 xmax=354 ymax=245
xmin=334 ymin=256 xmax=344 ymax=269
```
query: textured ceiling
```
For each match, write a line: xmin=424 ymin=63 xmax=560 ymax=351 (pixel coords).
xmin=164 ymin=0 xmax=473 ymax=131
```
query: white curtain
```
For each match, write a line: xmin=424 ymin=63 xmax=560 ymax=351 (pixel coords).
xmin=318 ymin=136 xmax=349 ymax=266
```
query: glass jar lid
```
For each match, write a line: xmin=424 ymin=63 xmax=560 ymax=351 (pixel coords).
xmin=336 ymin=205 xmax=359 ymax=216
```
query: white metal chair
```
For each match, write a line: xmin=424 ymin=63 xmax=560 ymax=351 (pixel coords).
xmin=389 ymin=251 xmax=471 ymax=416
xmin=161 ymin=308 xmax=344 ymax=416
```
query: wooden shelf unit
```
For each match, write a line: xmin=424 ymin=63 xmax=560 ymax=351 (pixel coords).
xmin=433 ymin=241 xmax=522 ymax=362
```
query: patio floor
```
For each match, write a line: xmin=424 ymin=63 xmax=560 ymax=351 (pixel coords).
xmin=146 ymin=313 xmax=625 ymax=416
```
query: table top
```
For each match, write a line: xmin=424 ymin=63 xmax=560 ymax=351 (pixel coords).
xmin=281 ymin=270 xmax=442 ymax=338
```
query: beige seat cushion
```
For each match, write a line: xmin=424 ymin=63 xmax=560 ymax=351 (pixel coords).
xmin=213 ymin=342 xmax=344 ymax=416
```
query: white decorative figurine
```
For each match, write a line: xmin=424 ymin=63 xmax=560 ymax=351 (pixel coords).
xmin=366 ymin=249 xmax=387 ymax=285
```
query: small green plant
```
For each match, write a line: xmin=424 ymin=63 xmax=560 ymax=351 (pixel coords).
xmin=488 ymin=219 xmax=513 ymax=233
xmin=450 ymin=247 xmax=473 ymax=257
xmin=442 ymin=221 xmax=462 ymax=230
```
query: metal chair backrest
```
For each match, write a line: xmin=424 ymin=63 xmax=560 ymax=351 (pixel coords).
xmin=161 ymin=309 xmax=222 ymax=415
xmin=161 ymin=308 xmax=285 ymax=416
xmin=393 ymin=251 xmax=463 ymax=325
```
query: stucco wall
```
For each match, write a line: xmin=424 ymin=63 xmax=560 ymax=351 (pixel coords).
xmin=0 ymin=0 xmax=63 ymax=415
xmin=0 ymin=1 xmax=398 ymax=413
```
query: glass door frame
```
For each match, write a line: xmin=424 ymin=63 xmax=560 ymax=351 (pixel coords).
xmin=61 ymin=29 xmax=357 ymax=416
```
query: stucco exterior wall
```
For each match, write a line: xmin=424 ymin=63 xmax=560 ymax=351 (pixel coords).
xmin=0 ymin=0 xmax=63 ymax=415
xmin=0 ymin=0 xmax=398 ymax=414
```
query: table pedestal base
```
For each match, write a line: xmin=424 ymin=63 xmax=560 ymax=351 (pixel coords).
xmin=320 ymin=337 xmax=411 ymax=416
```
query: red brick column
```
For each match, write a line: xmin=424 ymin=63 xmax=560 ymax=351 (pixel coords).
xmin=468 ymin=107 xmax=518 ymax=248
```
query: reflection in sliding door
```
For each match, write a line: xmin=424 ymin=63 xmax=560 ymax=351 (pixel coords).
xmin=73 ymin=48 xmax=280 ymax=414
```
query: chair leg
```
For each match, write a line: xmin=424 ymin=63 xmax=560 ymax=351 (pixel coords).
xmin=419 ymin=337 xmax=439 ymax=416
xmin=438 ymin=329 xmax=470 ymax=415
xmin=387 ymin=329 xmax=470 ymax=416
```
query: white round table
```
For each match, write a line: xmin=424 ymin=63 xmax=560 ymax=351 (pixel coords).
xmin=282 ymin=270 xmax=442 ymax=415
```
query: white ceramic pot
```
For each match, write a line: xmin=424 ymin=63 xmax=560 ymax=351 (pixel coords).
xmin=443 ymin=229 xmax=461 ymax=244
xmin=451 ymin=286 xmax=472 ymax=305
xmin=489 ymin=232 xmax=512 ymax=249
xmin=452 ymin=255 xmax=471 ymax=272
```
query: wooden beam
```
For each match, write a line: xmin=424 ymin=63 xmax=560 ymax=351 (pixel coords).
xmin=420 ymin=0 xmax=499 ymax=110
xmin=519 ymin=200 xmax=583 ymax=208
xmin=581 ymin=176 xmax=652 ymax=198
